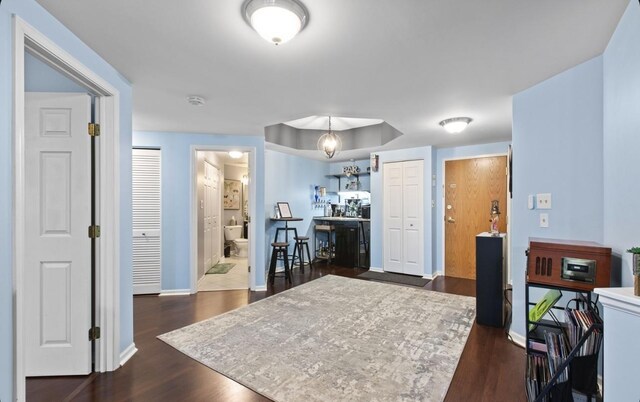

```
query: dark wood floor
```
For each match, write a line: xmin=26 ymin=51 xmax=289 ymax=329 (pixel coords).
xmin=27 ymin=265 xmax=525 ymax=401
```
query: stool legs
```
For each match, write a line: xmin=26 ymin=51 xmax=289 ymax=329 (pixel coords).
xmin=268 ymin=246 xmax=278 ymax=285
xmin=304 ymin=242 xmax=314 ymax=271
xmin=268 ymin=244 xmax=291 ymax=285
xmin=283 ymin=248 xmax=291 ymax=284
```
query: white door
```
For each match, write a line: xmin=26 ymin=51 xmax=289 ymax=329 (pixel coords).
xmin=383 ymin=162 xmax=404 ymax=273
xmin=132 ymin=148 xmax=162 ymax=294
xmin=25 ymin=92 xmax=92 ymax=376
xmin=402 ymin=160 xmax=424 ymax=276
xmin=203 ymin=161 xmax=220 ymax=270
xmin=383 ymin=160 xmax=424 ymax=275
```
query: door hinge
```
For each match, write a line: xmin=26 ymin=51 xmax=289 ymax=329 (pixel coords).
xmin=248 ymin=266 xmax=251 ymax=272
xmin=88 ymin=327 xmax=101 ymax=341
xmin=88 ymin=225 xmax=101 ymax=239
xmin=88 ymin=123 xmax=100 ymax=137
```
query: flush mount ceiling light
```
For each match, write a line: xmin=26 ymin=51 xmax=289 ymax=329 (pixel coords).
xmin=439 ymin=117 xmax=473 ymax=134
xmin=186 ymin=95 xmax=206 ymax=106
xmin=317 ymin=116 xmax=342 ymax=159
xmin=228 ymin=151 xmax=244 ymax=159
xmin=243 ymin=0 xmax=309 ymax=45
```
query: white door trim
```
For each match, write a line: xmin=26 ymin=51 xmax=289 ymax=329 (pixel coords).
xmin=13 ymin=16 xmax=122 ymax=401
xmin=190 ymin=146 xmax=258 ymax=292
xmin=440 ymin=152 xmax=508 ymax=278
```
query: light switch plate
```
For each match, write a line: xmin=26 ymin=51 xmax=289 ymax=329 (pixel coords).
xmin=539 ymin=213 xmax=549 ymax=228
xmin=536 ymin=193 xmax=552 ymax=209
xmin=528 ymin=195 xmax=535 ymax=210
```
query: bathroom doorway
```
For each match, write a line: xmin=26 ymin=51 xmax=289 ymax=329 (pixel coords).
xmin=194 ymin=149 xmax=251 ymax=291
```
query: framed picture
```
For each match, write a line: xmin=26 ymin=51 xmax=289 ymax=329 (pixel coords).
xmin=277 ymin=202 xmax=292 ymax=219
xmin=224 ymin=179 xmax=241 ymax=210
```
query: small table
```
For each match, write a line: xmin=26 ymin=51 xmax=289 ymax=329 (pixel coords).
xmin=270 ymin=217 xmax=303 ymax=263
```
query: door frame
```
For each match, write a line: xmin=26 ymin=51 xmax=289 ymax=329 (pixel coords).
xmin=13 ymin=17 xmax=121 ymax=400
xmin=441 ymin=153 xmax=510 ymax=280
xmin=190 ymin=146 xmax=257 ymax=292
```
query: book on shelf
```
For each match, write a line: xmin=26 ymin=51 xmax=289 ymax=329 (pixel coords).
xmin=564 ymin=308 xmax=602 ymax=357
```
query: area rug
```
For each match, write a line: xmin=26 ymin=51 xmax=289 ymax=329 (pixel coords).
xmin=205 ymin=262 xmax=235 ymax=275
xmin=158 ymin=275 xmax=475 ymax=402
xmin=358 ymin=270 xmax=430 ymax=287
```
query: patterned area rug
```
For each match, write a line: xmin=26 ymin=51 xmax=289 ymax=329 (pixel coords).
xmin=205 ymin=263 xmax=235 ymax=275
xmin=358 ymin=270 xmax=430 ymax=287
xmin=158 ymin=275 xmax=475 ymax=402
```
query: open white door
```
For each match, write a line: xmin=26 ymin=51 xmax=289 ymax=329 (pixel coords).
xmin=132 ymin=148 xmax=162 ymax=294
xmin=24 ymin=92 xmax=92 ymax=376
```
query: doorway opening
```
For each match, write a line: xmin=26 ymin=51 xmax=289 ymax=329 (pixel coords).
xmin=443 ymin=154 xmax=508 ymax=280
xmin=14 ymin=16 xmax=121 ymax=401
xmin=191 ymin=148 xmax=254 ymax=292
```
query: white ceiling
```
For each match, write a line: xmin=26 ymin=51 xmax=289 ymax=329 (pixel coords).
xmin=283 ymin=115 xmax=384 ymax=131
xmin=36 ymin=0 xmax=628 ymax=161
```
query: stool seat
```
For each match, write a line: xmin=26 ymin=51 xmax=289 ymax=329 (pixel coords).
xmin=268 ymin=241 xmax=292 ymax=285
xmin=294 ymin=236 xmax=309 ymax=241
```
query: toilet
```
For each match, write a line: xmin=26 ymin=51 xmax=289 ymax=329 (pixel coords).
xmin=224 ymin=225 xmax=248 ymax=258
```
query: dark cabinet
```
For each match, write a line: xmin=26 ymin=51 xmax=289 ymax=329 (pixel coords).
xmin=475 ymin=233 xmax=507 ymax=327
xmin=335 ymin=225 xmax=358 ymax=268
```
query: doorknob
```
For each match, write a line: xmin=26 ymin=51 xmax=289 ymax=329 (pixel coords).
xmin=447 ymin=217 xmax=455 ymax=223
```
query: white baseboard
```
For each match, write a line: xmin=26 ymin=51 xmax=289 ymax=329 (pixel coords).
xmin=509 ymin=329 xmax=526 ymax=348
xmin=369 ymin=266 xmax=383 ymax=273
xmin=159 ymin=289 xmax=191 ymax=296
xmin=119 ymin=343 xmax=138 ymax=366
xmin=423 ymin=272 xmax=440 ymax=280
xmin=253 ymin=284 xmax=267 ymax=291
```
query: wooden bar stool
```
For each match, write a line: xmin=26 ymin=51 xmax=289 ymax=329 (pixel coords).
xmin=291 ymin=236 xmax=314 ymax=273
xmin=268 ymin=242 xmax=291 ymax=285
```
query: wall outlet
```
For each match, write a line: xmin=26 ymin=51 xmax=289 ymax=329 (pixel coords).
xmin=536 ymin=193 xmax=552 ymax=209
xmin=539 ymin=213 xmax=549 ymax=228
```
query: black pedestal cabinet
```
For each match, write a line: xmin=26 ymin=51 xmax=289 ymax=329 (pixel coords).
xmin=475 ymin=233 xmax=507 ymax=327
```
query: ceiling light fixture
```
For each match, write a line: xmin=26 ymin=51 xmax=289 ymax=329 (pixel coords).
xmin=186 ymin=95 xmax=206 ymax=106
xmin=243 ymin=0 xmax=309 ymax=45
xmin=317 ymin=116 xmax=342 ymax=159
xmin=229 ymin=151 xmax=244 ymax=159
xmin=439 ymin=117 xmax=473 ymax=134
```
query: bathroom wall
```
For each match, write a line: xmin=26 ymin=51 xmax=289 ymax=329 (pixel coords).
xmin=223 ymin=164 xmax=249 ymax=227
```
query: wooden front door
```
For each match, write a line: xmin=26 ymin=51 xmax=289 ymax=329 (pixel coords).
xmin=445 ymin=156 xmax=507 ymax=279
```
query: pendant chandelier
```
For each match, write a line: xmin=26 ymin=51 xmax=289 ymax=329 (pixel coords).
xmin=317 ymin=116 xmax=342 ymax=159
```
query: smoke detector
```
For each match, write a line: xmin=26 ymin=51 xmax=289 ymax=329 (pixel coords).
xmin=187 ymin=95 xmax=206 ymax=106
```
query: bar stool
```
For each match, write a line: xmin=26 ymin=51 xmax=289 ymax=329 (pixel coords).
xmin=292 ymin=236 xmax=314 ymax=273
xmin=268 ymin=242 xmax=291 ymax=285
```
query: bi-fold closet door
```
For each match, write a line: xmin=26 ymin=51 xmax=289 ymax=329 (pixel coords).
xmin=132 ymin=148 xmax=162 ymax=294
xmin=383 ymin=160 xmax=424 ymax=276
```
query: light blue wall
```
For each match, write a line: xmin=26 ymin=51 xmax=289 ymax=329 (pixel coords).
xmin=265 ymin=150 xmax=330 ymax=264
xmin=603 ymin=0 xmax=640 ymax=288
xmin=133 ymin=131 xmax=266 ymax=289
xmin=511 ymin=56 xmax=604 ymax=337
xmin=0 ymin=1 xmax=133 ymax=400
xmin=369 ymin=146 xmax=434 ymax=275
xmin=25 ymin=52 xmax=86 ymax=92
xmin=434 ymin=142 xmax=511 ymax=274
